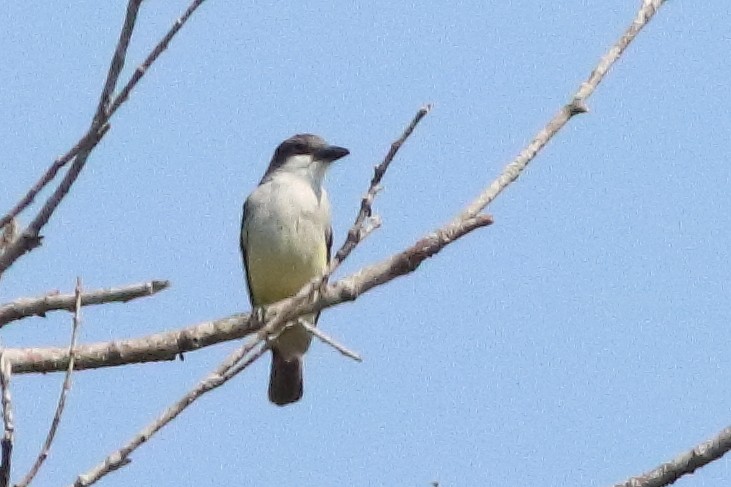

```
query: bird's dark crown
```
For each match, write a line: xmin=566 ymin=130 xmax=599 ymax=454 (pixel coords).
xmin=274 ymin=134 xmax=328 ymax=160
xmin=261 ymin=133 xmax=348 ymax=183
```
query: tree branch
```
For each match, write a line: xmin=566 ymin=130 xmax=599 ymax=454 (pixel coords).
xmin=299 ymin=319 xmax=362 ymax=362
xmin=331 ymin=104 xmax=431 ymax=269
xmin=0 ymin=108 xmax=113 ymax=235
xmin=108 ymin=0 xmax=209 ymax=118
xmin=0 ymin=280 xmax=169 ymax=327
xmin=612 ymin=425 xmax=731 ymax=487
xmin=3 ymin=311 xmax=252 ymax=374
xmin=1 ymin=216 xmax=493 ymax=376
xmin=0 ymin=0 xmax=209 ymax=278
xmin=0 ymin=0 xmax=143 ymax=278
xmin=459 ymin=0 xmax=668 ymax=220
xmin=69 ymin=340 xmax=268 ymax=487
xmin=16 ymin=278 xmax=84 ymax=487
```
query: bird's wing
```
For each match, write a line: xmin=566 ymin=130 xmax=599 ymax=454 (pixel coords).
xmin=239 ymin=198 xmax=257 ymax=306
xmin=313 ymin=224 xmax=333 ymax=326
xmin=325 ymin=224 xmax=333 ymax=264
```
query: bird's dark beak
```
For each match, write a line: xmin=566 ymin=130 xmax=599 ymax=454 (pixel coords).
xmin=315 ymin=145 xmax=350 ymax=162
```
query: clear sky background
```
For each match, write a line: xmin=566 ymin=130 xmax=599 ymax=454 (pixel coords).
xmin=1 ymin=1 xmax=730 ymax=486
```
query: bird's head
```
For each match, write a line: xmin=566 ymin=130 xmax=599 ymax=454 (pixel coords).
xmin=263 ymin=134 xmax=349 ymax=185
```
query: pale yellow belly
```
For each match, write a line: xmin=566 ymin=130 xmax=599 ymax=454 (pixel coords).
xmin=244 ymin=216 xmax=328 ymax=359
xmin=246 ymin=235 xmax=327 ymax=306
xmin=242 ymin=175 xmax=330 ymax=359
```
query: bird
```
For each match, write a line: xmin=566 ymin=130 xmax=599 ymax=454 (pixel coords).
xmin=240 ymin=134 xmax=349 ymax=405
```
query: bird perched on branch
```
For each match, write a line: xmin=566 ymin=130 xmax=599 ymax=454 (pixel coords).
xmin=240 ymin=134 xmax=349 ymax=405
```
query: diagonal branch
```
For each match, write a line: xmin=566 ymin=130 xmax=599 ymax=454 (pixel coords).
xmin=0 ymin=0 xmax=143 ymax=278
xmin=331 ymin=104 xmax=431 ymax=270
xmin=459 ymin=0 xmax=668 ymax=220
xmin=93 ymin=0 xmax=144 ymax=124
xmin=0 ymin=280 xmax=170 ymax=327
xmin=299 ymin=319 xmax=362 ymax=362
xmin=0 ymin=0 xmax=210 ymax=278
xmin=65 ymin=184 xmax=493 ymax=487
xmin=611 ymin=425 xmax=731 ymax=487
xmin=69 ymin=340 xmax=268 ymax=487
xmin=16 ymin=278 xmax=84 ymax=487
xmin=108 ymin=0 xmax=209 ymax=117
xmin=0 ymin=124 xmax=105 ymax=233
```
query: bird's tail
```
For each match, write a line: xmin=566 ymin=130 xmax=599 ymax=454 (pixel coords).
xmin=268 ymin=349 xmax=303 ymax=406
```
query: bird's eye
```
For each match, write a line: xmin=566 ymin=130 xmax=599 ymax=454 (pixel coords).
xmin=292 ymin=143 xmax=307 ymax=154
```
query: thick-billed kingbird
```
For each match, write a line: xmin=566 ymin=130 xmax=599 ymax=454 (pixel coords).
xmin=240 ymin=134 xmax=349 ymax=406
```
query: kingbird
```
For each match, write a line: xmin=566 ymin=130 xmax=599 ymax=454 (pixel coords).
xmin=240 ymin=134 xmax=350 ymax=406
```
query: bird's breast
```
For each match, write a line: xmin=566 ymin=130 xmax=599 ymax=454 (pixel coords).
xmin=243 ymin=176 xmax=330 ymax=305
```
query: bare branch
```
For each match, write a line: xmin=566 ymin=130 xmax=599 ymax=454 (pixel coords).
xmin=108 ymin=0 xmax=209 ymax=117
xmin=332 ymin=104 xmax=431 ymax=271
xmin=0 ymin=351 xmax=13 ymax=487
xmin=0 ymin=280 xmax=170 ymax=327
xmin=0 ymin=0 xmax=209 ymax=278
xmin=69 ymin=340 xmax=267 ymax=487
xmin=299 ymin=319 xmax=362 ymax=362
xmin=3 ymin=311 xmax=253 ymax=374
xmin=612 ymin=425 xmax=731 ymax=487
xmin=94 ymin=0 xmax=143 ymax=123
xmin=16 ymin=278 xmax=84 ymax=487
xmin=0 ymin=0 xmax=143 ymax=278
xmin=1 ymin=215 xmax=495 ymax=375
xmin=458 ymin=0 xmax=668 ymax=220
xmin=0 ymin=124 xmax=112 ymax=236
xmin=0 ymin=0 xmax=140 ymax=233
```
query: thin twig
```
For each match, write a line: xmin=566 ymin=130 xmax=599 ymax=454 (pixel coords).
xmin=251 ymin=105 xmax=432 ymax=366
xmin=69 ymin=340 xmax=267 ymax=487
xmin=331 ymin=104 xmax=431 ymax=271
xmin=108 ymin=0 xmax=209 ymax=117
xmin=0 ymin=351 xmax=13 ymax=487
xmin=459 ymin=0 xmax=667 ymax=220
xmin=0 ymin=0 xmax=140 ymax=234
xmin=219 ymin=338 xmax=269 ymax=382
xmin=0 ymin=279 xmax=170 ymax=327
xmin=0 ymin=0 xmax=143 ymax=278
xmin=16 ymin=278 xmax=84 ymax=487
xmin=94 ymin=0 xmax=143 ymax=123
xmin=0 ymin=0 xmax=210 ymax=279
xmin=298 ymin=319 xmax=362 ymax=362
xmin=0 ymin=126 xmax=109 ymax=233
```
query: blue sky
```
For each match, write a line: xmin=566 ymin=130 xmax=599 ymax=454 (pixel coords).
xmin=1 ymin=1 xmax=730 ymax=486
